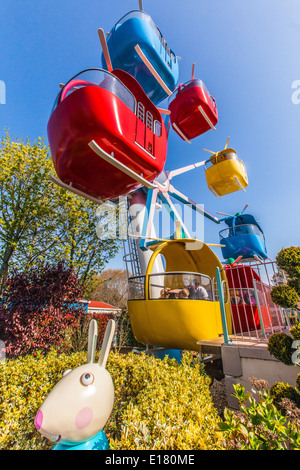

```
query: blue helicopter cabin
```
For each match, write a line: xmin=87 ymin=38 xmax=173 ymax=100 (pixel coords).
xmin=219 ymin=214 xmax=268 ymax=262
xmin=102 ymin=10 xmax=179 ymax=105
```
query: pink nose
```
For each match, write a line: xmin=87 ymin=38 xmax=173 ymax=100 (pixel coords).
xmin=35 ymin=409 xmax=43 ymax=430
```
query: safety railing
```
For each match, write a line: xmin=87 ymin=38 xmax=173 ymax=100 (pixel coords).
xmin=219 ymin=261 xmax=288 ymax=344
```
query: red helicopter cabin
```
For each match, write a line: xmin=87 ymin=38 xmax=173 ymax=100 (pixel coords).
xmin=47 ymin=68 xmax=167 ymax=201
xmin=168 ymin=79 xmax=218 ymax=142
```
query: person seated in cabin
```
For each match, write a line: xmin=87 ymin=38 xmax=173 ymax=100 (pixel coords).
xmin=178 ymin=288 xmax=190 ymax=299
xmin=210 ymin=151 xmax=238 ymax=166
xmin=232 ymin=289 xmax=245 ymax=305
xmin=160 ymin=286 xmax=190 ymax=299
xmin=160 ymin=287 xmax=178 ymax=299
xmin=182 ymin=277 xmax=196 ymax=299
xmin=193 ymin=279 xmax=209 ymax=300
xmin=244 ymin=290 xmax=256 ymax=305
xmin=160 ymin=287 xmax=171 ymax=299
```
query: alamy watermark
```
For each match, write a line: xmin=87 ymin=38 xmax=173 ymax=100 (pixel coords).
xmin=95 ymin=195 xmax=205 ymax=247
xmin=0 ymin=340 xmax=6 ymax=362
xmin=291 ymin=80 xmax=300 ymax=104
xmin=292 ymin=340 xmax=300 ymax=366
xmin=0 ymin=80 xmax=6 ymax=104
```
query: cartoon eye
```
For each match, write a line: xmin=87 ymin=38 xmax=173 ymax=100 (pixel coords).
xmin=80 ymin=372 xmax=94 ymax=386
xmin=62 ymin=369 xmax=72 ymax=377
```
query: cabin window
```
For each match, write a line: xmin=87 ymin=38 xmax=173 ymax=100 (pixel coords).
xmin=154 ymin=120 xmax=162 ymax=137
xmin=100 ymin=75 xmax=136 ymax=112
xmin=57 ymin=69 xmax=136 ymax=113
xmin=128 ymin=276 xmax=145 ymax=300
xmin=148 ymin=272 xmax=213 ymax=301
xmin=234 ymin=224 xmax=264 ymax=239
xmin=222 ymin=280 xmax=228 ymax=303
xmin=113 ymin=10 xmax=149 ymax=32
xmin=137 ymin=102 xmax=145 ymax=122
xmin=229 ymin=288 xmax=257 ymax=306
xmin=212 ymin=278 xmax=228 ymax=303
xmin=212 ymin=277 xmax=218 ymax=301
xmin=136 ymin=102 xmax=145 ymax=147
xmin=146 ymin=111 xmax=153 ymax=131
xmin=219 ymin=224 xmax=264 ymax=241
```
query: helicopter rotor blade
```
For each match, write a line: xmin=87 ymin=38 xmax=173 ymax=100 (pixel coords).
xmin=224 ymin=137 xmax=230 ymax=149
xmin=241 ymin=204 xmax=249 ymax=214
xmin=98 ymin=28 xmax=113 ymax=72
xmin=134 ymin=45 xmax=173 ymax=96
xmin=138 ymin=0 xmax=143 ymax=10
xmin=191 ymin=62 xmax=195 ymax=80
xmin=203 ymin=149 xmax=216 ymax=154
xmin=217 ymin=212 xmax=234 ymax=217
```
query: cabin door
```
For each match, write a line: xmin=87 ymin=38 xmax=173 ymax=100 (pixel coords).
xmin=135 ymin=102 xmax=154 ymax=156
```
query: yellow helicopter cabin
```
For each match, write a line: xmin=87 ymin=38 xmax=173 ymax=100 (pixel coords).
xmin=127 ymin=239 xmax=232 ymax=352
xmin=204 ymin=147 xmax=248 ymax=198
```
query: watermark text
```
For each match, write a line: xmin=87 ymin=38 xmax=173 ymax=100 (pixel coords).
xmin=0 ymin=80 xmax=6 ymax=104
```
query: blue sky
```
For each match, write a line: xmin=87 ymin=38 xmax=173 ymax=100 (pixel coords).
xmin=1 ymin=0 xmax=300 ymax=271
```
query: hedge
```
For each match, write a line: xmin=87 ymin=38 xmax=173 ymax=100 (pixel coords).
xmin=0 ymin=350 xmax=223 ymax=450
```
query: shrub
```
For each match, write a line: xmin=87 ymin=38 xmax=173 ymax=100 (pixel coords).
xmin=107 ymin=352 xmax=222 ymax=450
xmin=65 ymin=312 xmax=115 ymax=353
xmin=0 ymin=349 xmax=84 ymax=450
xmin=296 ymin=373 xmax=300 ymax=392
xmin=218 ymin=383 xmax=300 ymax=450
xmin=0 ymin=262 xmax=87 ymax=358
xmin=270 ymin=382 xmax=300 ymax=409
xmin=114 ymin=309 xmax=144 ymax=350
xmin=276 ymin=246 xmax=300 ymax=283
xmin=271 ymin=285 xmax=299 ymax=309
xmin=267 ymin=332 xmax=294 ymax=365
xmin=290 ymin=322 xmax=300 ymax=341
xmin=0 ymin=350 xmax=223 ymax=450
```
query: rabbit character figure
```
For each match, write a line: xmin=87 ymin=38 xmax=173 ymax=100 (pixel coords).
xmin=35 ymin=319 xmax=115 ymax=450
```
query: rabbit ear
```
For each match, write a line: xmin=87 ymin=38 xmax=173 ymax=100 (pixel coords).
xmin=98 ymin=319 xmax=115 ymax=368
xmin=87 ymin=319 xmax=98 ymax=363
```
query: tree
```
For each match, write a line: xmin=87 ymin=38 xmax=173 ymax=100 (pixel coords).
xmin=0 ymin=131 xmax=120 ymax=290
xmin=271 ymin=247 xmax=300 ymax=309
xmin=0 ymin=132 xmax=58 ymax=288
xmin=0 ymin=262 xmax=87 ymax=357
xmin=88 ymin=269 xmax=128 ymax=309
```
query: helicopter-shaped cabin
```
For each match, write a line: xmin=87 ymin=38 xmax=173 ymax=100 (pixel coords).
xmin=219 ymin=213 xmax=268 ymax=262
xmin=47 ymin=68 xmax=167 ymax=202
xmin=204 ymin=139 xmax=248 ymax=198
xmin=127 ymin=239 xmax=232 ymax=351
xmin=102 ymin=10 xmax=179 ymax=105
xmin=168 ymin=79 xmax=218 ymax=142
xmin=225 ymin=264 xmax=268 ymax=334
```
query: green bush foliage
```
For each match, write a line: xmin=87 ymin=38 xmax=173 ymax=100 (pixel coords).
xmin=271 ymin=285 xmax=299 ymax=309
xmin=218 ymin=382 xmax=300 ymax=450
xmin=107 ymin=352 xmax=222 ymax=450
xmin=267 ymin=332 xmax=294 ymax=365
xmin=276 ymin=247 xmax=300 ymax=285
xmin=296 ymin=373 xmax=300 ymax=392
xmin=270 ymin=382 xmax=300 ymax=409
xmin=0 ymin=350 xmax=223 ymax=450
xmin=290 ymin=322 xmax=300 ymax=341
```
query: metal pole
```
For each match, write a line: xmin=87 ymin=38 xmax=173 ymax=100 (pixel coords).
xmin=252 ymin=279 xmax=266 ymax=338
xmin=216 ymin=267 xmax=229 ymax=344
